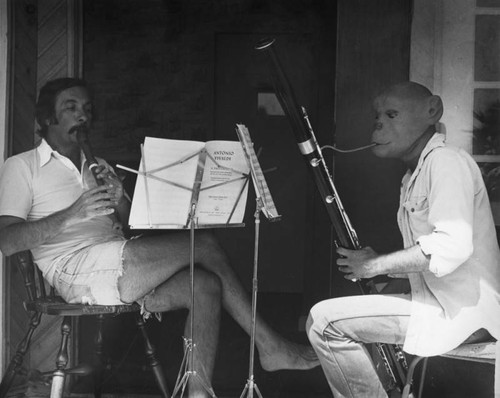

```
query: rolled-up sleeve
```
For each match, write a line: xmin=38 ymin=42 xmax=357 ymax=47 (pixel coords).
xmin=415 ymin=150 xmax=474 ymax=277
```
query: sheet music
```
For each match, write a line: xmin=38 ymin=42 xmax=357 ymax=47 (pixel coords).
xmin=196 ymin=141 xmax=250 ymax=224
xmin=129 ymin=137 xmax=204 ymax=227
xmin=236 ymin=124 xmax=281 ymax=221
xmin=125 ymin=137 xmax=250 ymax=228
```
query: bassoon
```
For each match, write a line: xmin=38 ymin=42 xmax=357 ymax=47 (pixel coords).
xmin=255 ymin=37 xmax=409 ymax=393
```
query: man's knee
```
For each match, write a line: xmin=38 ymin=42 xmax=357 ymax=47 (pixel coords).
xmin=306 ymin=301 xmax=328 ymax=344
xmin=195 ymin=269 xmax=222 ymax=300
xmin=196 ymin=230 xmax=219 ymax=250
xmin=305 ymin=312 xmax=316 ymax=342
xmin=307 ymin=299 xmax=347 ymax=343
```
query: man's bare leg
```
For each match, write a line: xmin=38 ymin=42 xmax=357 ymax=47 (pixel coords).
xmin=138 ymin=268 xmax=222 ymax=398
xmin=118 ymin=231 xmax=319 ymax=371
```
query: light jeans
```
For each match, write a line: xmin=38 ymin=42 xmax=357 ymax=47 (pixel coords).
xmin=306 ymin=294 xmax=412 ymax=398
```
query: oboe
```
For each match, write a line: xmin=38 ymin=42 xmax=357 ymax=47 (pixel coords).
xmin=255 ymin=37 xmax=409 ymax=393
xmin=75 ymin=126 xmax=124 ymax=230
xmin=76 ymin=125 xmax=104 ymax=186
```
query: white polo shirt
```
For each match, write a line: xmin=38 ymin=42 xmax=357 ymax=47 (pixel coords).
xmin=0 ymin=139 xmax=124 ymax=284
xmin=399 ymin=133 xmax=500 ymax=356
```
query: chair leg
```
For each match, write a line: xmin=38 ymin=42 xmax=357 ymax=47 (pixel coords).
xmin=0 ymin=311 xmax=42 ymax=398
xmin=416 ymin=356 xmax=428 ymax=398
xmin=92 ymin=314 xmax=106 ymax=398
xmin=134 ymin=313 xmax=171 ymax=398
xmin=50 ymin=316 xmax=72 ymax=398
xmin=401 ymin=356 xmax=428 ymax=398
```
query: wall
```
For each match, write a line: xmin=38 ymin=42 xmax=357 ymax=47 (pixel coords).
xmin=28 ymin=0 xmax=83 ymax=377
xmin=333 ymin=0 xmax=411 ymax=297
xmin=81 ymin=0 xmax=338 ymax=297
xmin=3 ymin=0 xmax=39 ymax=386
xmin=82 ymin=0 xmax=336 ymax=162
xmin=410 ymin=0 xmax=475 ymax=151
xmin=81 ymin=0 xmax=412 ymax=302
xmin=0 ymin=0 xmax=9 ymax=376
xmin=2 ymin=0 xmax=82 ymax=383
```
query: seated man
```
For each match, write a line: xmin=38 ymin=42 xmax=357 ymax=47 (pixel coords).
xmin=306 ymin=81 xmax=500 ymax=397
xmin=0 ymin=77 xmax=318 ymax=397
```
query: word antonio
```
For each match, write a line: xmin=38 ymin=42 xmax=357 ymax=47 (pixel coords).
xmin=213 ymin=150 xmax=234 ymax=161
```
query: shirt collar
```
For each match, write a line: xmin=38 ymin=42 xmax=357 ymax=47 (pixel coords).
xmin=405 ymin=132 xmax=445 ymax=185
xmin=37 ymin=139 xmax=56 ymax=167
xmin=418 ymin=132 xmax=446 ymax=163
xmin=36 ymin=138 xmax=86 ymax=169
xmin=410 ymin=132 xmax=445 ymax=172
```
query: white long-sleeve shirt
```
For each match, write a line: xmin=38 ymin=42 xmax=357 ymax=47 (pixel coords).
xmin=398 ymin=133 xmax=500 ymax=356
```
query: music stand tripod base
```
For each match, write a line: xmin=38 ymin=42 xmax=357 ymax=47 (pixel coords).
xmin=172 ymin=337 xmax=217 ymax=398
xmin=240 ymin=376 xmax=263 ymax=398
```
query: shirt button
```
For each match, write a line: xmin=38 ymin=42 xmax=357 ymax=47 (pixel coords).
xmin=411 ymin=208 xmax=415 ymax=212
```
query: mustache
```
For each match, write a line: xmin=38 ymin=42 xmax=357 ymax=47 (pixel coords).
xmin=68 ymin=124 xmax=89 ymax=135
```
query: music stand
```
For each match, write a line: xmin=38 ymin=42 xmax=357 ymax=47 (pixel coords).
xmin=118 ymin=137 xmax=250 ymax=397
xmin=235 ymin=124 xmax=281 ymax=398
xmin=170 ymin=201 xmax=217 ymax=398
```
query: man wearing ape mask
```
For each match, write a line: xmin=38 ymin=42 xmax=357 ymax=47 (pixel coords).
xmin=307 ymin=82 xmax=500 ymax=397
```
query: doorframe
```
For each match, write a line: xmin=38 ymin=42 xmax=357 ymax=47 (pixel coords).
xmin=0 ymin=0 xmax=11 ymax=376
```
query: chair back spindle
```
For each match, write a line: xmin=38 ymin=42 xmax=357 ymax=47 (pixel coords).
xmin=15 ymin=251 xmax=37 ymax=303
xmin=35 ymin=263 xmax=47 ymax=299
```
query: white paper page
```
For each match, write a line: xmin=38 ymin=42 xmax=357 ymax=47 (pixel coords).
xmin=196 ymin=140 xmax=250 ymax=225
xmin=129 ymin=137 xmax=205 ymax=228
xmin=236 ymin=124 xmax=280 ymax=221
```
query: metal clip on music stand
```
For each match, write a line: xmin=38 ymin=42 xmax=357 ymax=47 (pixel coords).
xmin=236 ymin=124 xmax=281 ymax=398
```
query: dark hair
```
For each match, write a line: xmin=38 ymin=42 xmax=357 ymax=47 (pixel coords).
xmin=35 ymin=77 xmax=89 ymax=138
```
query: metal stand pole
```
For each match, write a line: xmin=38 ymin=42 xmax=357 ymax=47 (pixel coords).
xmin=172 ymin=203 xmax=217 ymax=398
xmin=240 ymin=198 xmax=264 ymax=398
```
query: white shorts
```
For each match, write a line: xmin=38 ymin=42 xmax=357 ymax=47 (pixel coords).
xmin=52 ymin=239 xmax=128 ymax=305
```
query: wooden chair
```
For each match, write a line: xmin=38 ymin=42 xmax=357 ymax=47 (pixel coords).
xmin=401 ymin=337 xmax=496 ymax=397
xmin=0 ymin=250 xmax=171 ymax=398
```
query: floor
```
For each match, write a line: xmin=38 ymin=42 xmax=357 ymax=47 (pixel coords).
xmin=68 ymin=293 xmax=332 ymax=398
xmin=5 ymin=293 xmax=496 ymax=398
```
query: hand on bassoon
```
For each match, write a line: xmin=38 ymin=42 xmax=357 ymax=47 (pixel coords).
xmin=336 ymin=246 xmax=381 ymax=280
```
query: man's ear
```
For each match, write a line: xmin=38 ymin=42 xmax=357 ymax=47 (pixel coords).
xmin=428 ymin=95 xmax=443 ymax=124
xmin=45 ymin=116 xmax=57 ymax=126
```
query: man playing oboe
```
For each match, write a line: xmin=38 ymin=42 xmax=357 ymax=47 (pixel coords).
xmin=0 ymin=77 xmax=319 ymax=398
xmin=306 ymin=81 xmax=500 ymax=397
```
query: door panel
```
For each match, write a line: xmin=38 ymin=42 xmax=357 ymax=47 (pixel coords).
xmin=214 ymin=33 xmax=333 ymax=295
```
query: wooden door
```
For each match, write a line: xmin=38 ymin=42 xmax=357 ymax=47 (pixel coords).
xmin=213 ymin=33 xmax=336 ymax=309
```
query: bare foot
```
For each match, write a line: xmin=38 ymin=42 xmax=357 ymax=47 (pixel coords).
xmin=258 ymin=340 xmax=320 ymax=371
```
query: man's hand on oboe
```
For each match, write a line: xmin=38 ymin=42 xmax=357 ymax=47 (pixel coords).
xmin=66 ymin=185 xmax=116 ymax=223
xmin=93 ymin=165 xmax=124 ymax=207
xmin=336 ymin=246 xmax=381 ymax=280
